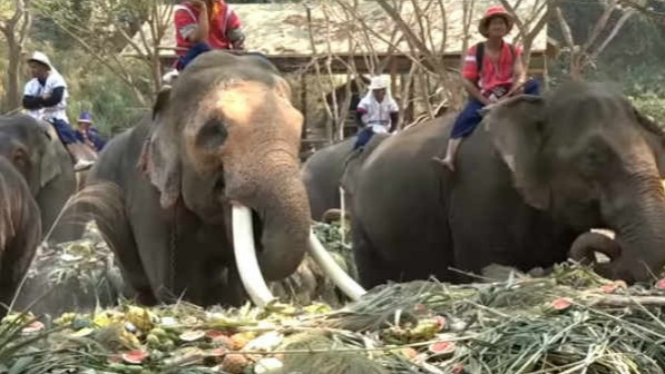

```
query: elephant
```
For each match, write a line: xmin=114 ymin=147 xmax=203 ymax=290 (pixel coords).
xmin=0 ymin=156 xmax=41 ymax=318
xmin=343 ymin=81 xmax=665 ymax=288
xmin=301 ymin=133 xmax=390 ymax=221
xmin=0 ymin=115 xmax=81 ymax=245
xmin=85 ymin=51 xmax=364 ymax=308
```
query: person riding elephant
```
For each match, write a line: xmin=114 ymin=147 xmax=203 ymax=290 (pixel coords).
xmin=433 ymin=6 xmax=539 ymax=171
xmin=301 ymin=133 xmax=390 ymax=221
xmin=85 ymin=51 xmax=365 ymax=308
xmin=353 ymin=76 xmax=399 ymax=150
xmin=0 ymin=114 xmax=82 ymax=245
xmin=22 ymin=52 xmax=96 ymax=172
xmin=0 ymin=157 xmax=41 ymax=319
xmin=345 ymin=81 xmax=665 ymax=288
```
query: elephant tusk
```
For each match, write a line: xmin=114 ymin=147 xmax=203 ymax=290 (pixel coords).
xmin=307 ymin=231 xmax=367 ymax=301
xmin=232 ymin=204 xmax=276 ymax=307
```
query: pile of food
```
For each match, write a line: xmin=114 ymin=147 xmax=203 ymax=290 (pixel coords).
xmin=4 ymin=260 xmax=665 ymax=373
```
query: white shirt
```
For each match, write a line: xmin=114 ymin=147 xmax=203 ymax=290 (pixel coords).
xmin=23 ymin=70 xmax=70 ymax=123
xmin=357 ymin=92 xmax=399 ymax=133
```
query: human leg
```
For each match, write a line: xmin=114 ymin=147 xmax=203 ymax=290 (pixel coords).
xmin=50 ymin=119 xmax=95 ymax=171
xmin=353 ymin=127 xmax=375 ymax=150
xmin=176 ymin=42 xmax=212 ymax=71
xmin=433 ymin=99 xmax=485 ymax=171
xmin=523 ymin=78 xmax=540 ymax=95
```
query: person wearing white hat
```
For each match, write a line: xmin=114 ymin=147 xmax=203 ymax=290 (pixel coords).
xmin=22 ymin=51 xmax=96 ymax=171
xmin=353 ymin=76 xmax=400 ymax=150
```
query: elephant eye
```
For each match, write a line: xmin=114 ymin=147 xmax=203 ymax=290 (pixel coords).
xmin=196 ymin=117 xmax=228 ymax=151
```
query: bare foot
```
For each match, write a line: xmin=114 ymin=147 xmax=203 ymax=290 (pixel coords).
xmin=431 ymin=156 xmax=455 ymax=172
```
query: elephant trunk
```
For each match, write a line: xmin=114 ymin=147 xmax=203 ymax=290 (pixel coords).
xmin=228 ymin=150 xmax=310 ymax=282
xmin=256 ymin=171 xmax=311 ymax=281
xmin=228 ymin=148 xmax=366 ymax=305
xmin=580 ymin=174 xmax=665 ymax=283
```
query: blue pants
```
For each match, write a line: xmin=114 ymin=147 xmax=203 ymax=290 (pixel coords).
xmin=176 ymin=43 xmax=271 ymax=71
xmin=50 ymin=118 xmax=78 ymax=145
xmin=450 ymin=79 xmax=540 ymax=139
xmin=353 ymin=127 xmax=374 ymax=150
xmin=176 ymin=42 xmax=212 ymax=71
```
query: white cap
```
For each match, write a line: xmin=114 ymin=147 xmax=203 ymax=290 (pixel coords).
xmin=27 ymin=51 xmax=53 ymax=70
xmin=368 ymin=76 xmax=388 ymax=90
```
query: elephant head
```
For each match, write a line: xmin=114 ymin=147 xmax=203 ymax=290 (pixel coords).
xmin=0 ymin=115 xmax=63 ymax=197
xmin=137 ymin=51 xmax=364 ymax=305
xmin=482 ymin=81 xmax=665 ymax=284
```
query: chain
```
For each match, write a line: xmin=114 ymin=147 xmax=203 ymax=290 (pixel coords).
xmin=169 ymin=202 xmax=178 ymax=297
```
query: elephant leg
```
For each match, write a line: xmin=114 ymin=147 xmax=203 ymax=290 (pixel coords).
xmin=96 ymin=211 xmax=157 ymax=306
xmin=352 ymin=219 xmax=401 ymax=289
xmin=0 ymin=222 xmax=40 ymax=318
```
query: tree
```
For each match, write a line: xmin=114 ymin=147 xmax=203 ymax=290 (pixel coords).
xmin=555 ymin=0 xmax=636 ymax=80
xmin=33 ymin=0 xmax=173 ymax=103
xmin=0 ymin=0 xmax=31 ymax=112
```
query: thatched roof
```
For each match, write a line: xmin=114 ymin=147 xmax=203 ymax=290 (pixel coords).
xmin=122 ymin=0 xmax=550 ymax=60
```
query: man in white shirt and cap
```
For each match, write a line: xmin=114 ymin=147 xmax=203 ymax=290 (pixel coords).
xmin=22 ymin=51 xmax=96 ymax=171
xmin=353 ymin=76 xmax=400 ymax=150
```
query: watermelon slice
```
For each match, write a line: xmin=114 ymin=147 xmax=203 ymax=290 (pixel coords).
xmin=21 ymin=321 xmax=45 ymax=334
xmin=122 ymin=350 xmax=149 ymax=364
xmin=551 ymin=298 xmax=572 ymax=311
xmin=451 ymin=364 xmax=465 ymax=373
xmin=429 ymin=341 xmax=456 ymax=355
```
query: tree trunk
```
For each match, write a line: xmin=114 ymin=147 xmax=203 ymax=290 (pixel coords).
xmin=3 ymin=32 xmax=22 ymax=112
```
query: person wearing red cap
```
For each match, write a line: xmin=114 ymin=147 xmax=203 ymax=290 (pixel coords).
xmin=433 ymin=6 xmax=539 ymax=171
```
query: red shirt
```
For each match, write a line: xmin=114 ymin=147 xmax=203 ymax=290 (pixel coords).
xmin=461 ymin=41 xmax=522 ymax=96
xmin=174 ymin=1 xmax=242 ymax=56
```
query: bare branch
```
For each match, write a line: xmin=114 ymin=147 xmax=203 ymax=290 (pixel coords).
xmin=589 ymin=9 xmax=635 ymax=61
xmin=583 ymin=0 xmax=618 ymax=53
xmin=374 ymin=0 xmax=434 ymax=61
xmin=556 ymin=6 xmax=575 ymax=49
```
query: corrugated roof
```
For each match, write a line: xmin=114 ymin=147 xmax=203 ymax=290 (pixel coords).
xmin=122 ymin=0 xmax=549 ymax=59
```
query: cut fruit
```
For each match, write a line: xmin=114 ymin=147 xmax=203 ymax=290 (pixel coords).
xmin=122 ymin=350 xmax=149 ymax=364
xmin=180 ymin=330 xmax=206 ymax=342
xmin=429 ymin=341 xmax=456 ymax=354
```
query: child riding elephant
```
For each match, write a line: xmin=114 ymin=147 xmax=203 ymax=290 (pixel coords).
xmin=433 ymin=6 xmax=540 ymax=171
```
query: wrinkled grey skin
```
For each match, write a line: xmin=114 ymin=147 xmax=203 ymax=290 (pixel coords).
xmin=86 ymin=51 xmax=311 ymax=307
xmin=0 ymin=115 xmax=81 ymax=245
xmin=301 ymin=134 xmax=389 ymax=221
xmin=0 ymin=157 xmax=41 ymax=319
xmin=346 ymin=82 xmax=665 ymax=288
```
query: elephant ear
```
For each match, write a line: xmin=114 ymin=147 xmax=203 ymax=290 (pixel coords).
xmin=137 ymin=86 xmax=182 ymax=209
xmin=38 ymin=121 xmax=62 ymax=190
xmin=482 ymin=95 xmax=550 ymax=210
xmin=631 ymin=104 xmax=665 ymax=178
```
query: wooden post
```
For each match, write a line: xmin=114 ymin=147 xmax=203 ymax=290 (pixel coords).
xmin=390 ymin=58 xmax=398 ymax=95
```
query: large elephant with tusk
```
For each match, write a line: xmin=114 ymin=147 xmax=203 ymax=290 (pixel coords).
xmin=84 ymin=51 xmax=364 ymax=308
xmin=345 ymin=81 xmax=665 ymax=288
